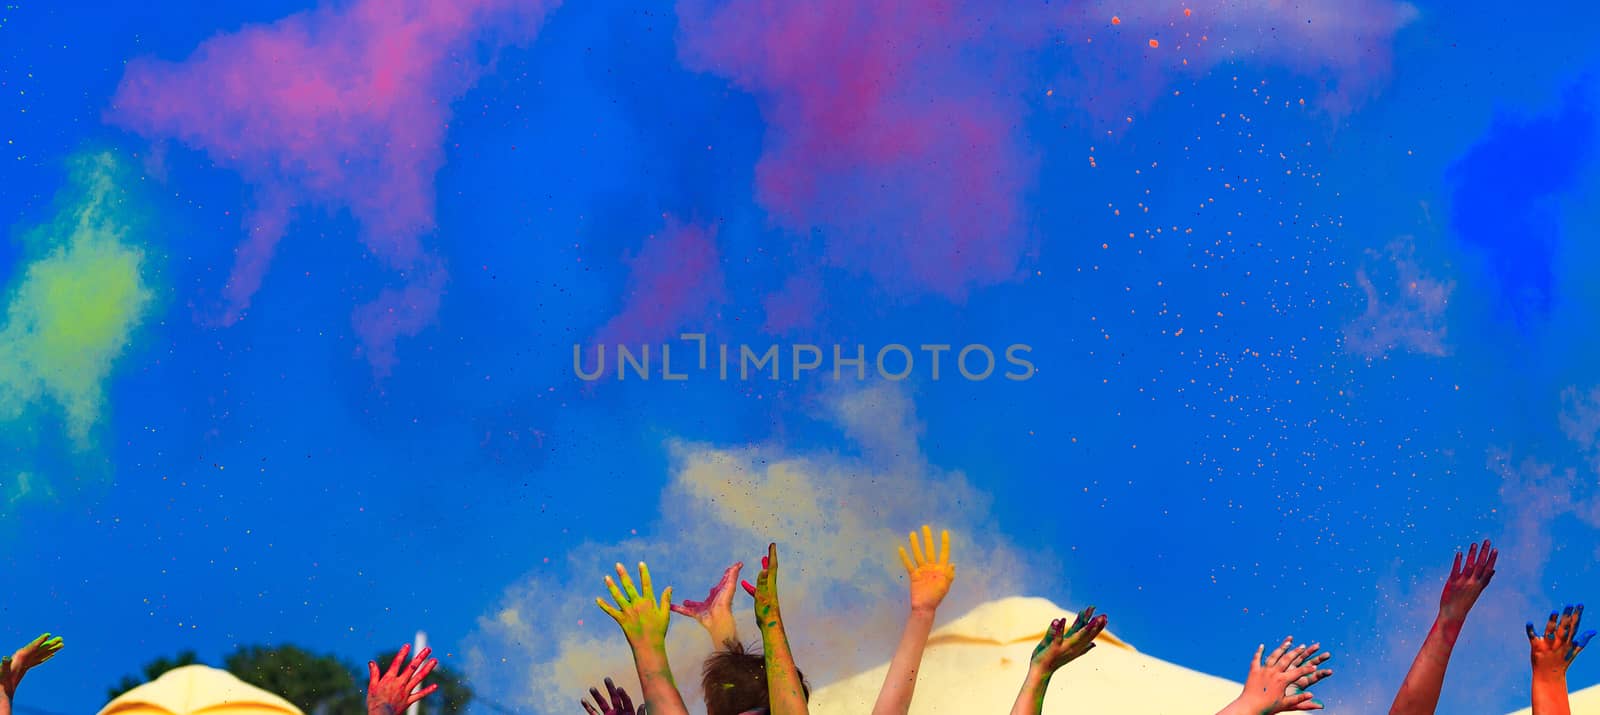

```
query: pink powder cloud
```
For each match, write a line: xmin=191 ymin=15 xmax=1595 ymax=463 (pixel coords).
xmin=109 ymin=0 xmax=559 ymax=374
xmin=591 ymin=216 xmax=727 ymax=349
xmin=678 ymin=0 xmax=1415 ymax=303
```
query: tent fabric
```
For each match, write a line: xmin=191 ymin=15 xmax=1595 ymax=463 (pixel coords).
xmin=98 ymin=664 xmax=305 ymax=715
xmin=808 ymin=596 xmax=1244 ymax=714
xmin=1505 ymin=682 xmax=1600 ymax=715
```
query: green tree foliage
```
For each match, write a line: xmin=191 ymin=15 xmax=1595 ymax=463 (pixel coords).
xmin=105 ymin=644 xmax=472 ymax=715
xmin=225 ymin=645 xmax=364 ymax=715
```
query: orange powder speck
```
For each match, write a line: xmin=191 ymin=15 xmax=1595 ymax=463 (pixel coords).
xmin=1184 ymin=7 xmax=1192 ymax=16
xmin=1149 ymin=38 xmax=1159 ymax=47
xmin=1111 ymin=15 xmax=1121 ymax=24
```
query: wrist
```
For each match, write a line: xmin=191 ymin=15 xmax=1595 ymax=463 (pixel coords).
xmin=908 ymin=605 xmax=939 ymax=620
xmin=1532 ymin=667 xmax=1569 ymax=686
xmin=1435 ymin=610 xmax=1468 ymax=630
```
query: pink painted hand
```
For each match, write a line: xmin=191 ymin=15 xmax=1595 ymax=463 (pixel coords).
xmin=898 ymin=526 xmax=955 ymax=613
xmin=0 ymin=633 xmax=63 ymax=705
xmin=583 ymin=677 xmax=637 ymax=715
xmin=598 ymin=561 xmax=674 ymax=647
xmin=1030 ymin=608 xmax=1108 ymax=673
xmin=1388 ymin=539 xmax=1495 ymax=715
xmin=671 ymin=561 xmax=743 ymax=646
xmin=1440 ymin=539 xmax=1497 ymax=623
xmin=366 ymin=643 xmax=439 ymax=715
xmin=1220 ymin=638 xmax=1334 ymax=714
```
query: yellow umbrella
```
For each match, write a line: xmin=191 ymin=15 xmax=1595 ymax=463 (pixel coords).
xmin=98 ymin=664 xmax=305 ymax=715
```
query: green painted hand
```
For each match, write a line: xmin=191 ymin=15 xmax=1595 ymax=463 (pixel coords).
xmin=598 ymin=561 xmax=674 ymax=646
xmin=1 ymin=633 xmax=63 ymax=701
xmin=1030 ymin=608 xmax=1106 ymax=674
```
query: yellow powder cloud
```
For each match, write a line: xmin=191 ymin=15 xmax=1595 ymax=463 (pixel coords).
xmin=0 ymin=150 xmax=155 ymax=501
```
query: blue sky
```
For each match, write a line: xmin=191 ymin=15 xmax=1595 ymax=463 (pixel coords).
xmin=4 ymin=1 xmax=1600 ymax=714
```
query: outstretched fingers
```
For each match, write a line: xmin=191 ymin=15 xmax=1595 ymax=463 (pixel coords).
xmin=606 ymin=574 xmax=629 ymax=610
xmin=897 ymin=545 xmax=917 ymax=574
xmin=639 ymin=562 xmax=656 ymax=602
xmin=938 ymin=528 xmax=951 ymax=564
xmin=406 ymin=682 xmax=440 ymax=707
xmin=385 ymin=644 xmax=411 ymax=680
xmin=1265 ymin=637 xmax=1294 ymax=669
xmin=615 ymin=563 xmax=642 ymax=601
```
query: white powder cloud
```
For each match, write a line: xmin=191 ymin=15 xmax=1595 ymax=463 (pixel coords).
xmin=465 ymin=383 xmax=1044 ymax=713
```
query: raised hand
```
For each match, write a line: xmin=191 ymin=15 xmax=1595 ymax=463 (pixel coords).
xmin=741 ymin=546 xmax=781 ymax=621
xmin=596 ymin=561 xmax=689 ymax=715
xmin=583 ymin=677 xmax=637 ymax=715
xmin=872 ymin=526 xmax=957 ymax=715
xmin=1528 ymin=605 xmax=1595 ymax=676
xmin=1388 ymin=539 xmax=1495 ymax=715
xmin=1218 ymin=637 xmax=1333 ymax=714
xmin=670 ymin=561 xmax=743 ymax=647
xmin=1 ymin=633 xmax=63 ymax=707
xmin=366 ymin=643 xmax=439 ymax=715
xmin=598 ymin=561 xmax=674 ymax=646
xmin=1032 ymin=608 xmax=1108 ymax=673
xmin=744 ymin=543 xmax=807 ymax=715
xmin=1008 ymin=610 xmax=1110 ymax=715
xmin=1439 ymin=539 xmax=1497 ymax=622
xmin=1282 ymin=644 xmax=1333 ymax=704
xmin=1528 ymin=604 xmax=1594 ymax=715
xmin=899 ymin=525 xmax=955 ymax=613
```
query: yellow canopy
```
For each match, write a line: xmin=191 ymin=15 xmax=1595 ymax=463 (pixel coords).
xmin=1506 ymin=682 xmax=1600 ymax=715
xmin=98 ymin=664 xmax=305 ymax=715
xmin=809 ymin=596 xmax=1244 ymax=715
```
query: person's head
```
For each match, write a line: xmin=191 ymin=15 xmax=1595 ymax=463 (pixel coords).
xmin=701 ymin=640 xmax=810 ymax=715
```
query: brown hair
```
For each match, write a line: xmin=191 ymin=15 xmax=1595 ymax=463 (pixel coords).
xmin=700 ymin=640 xmax=810 ymax=715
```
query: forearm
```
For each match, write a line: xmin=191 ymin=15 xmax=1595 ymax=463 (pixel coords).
xmin=871 ymin=608 xmax=937 ymax=715
xmin=1008 ymin=667 xmax=1051 ymax=715
xmin=1388 ymin=615 xmax=1464 ymax=715
xmin=708 ymin=616 xmax=739 ymax=650
xmin=628 ymin=640 xmax=689 ymax=715
xmin=760 ymin=610 xmax=808 ymax=715
xmin=1531 ymin=672 xmax=1571 ymax=715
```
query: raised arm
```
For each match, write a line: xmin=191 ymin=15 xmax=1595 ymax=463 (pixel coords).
xmin=597 ymin=561 xmax=690 ymax=715
xmin=582 ymin=677 xmax=638 ymax=715
xmin=1528 ymin=604 xmax=1595 ymax=715
xmin=670 ymin=561 xmax=744 ymax=649
xmin=871 ymin=525 xmax=956 ymax=715
xmin=1214 ymin=637 xmax=1333 ymax=715
xmin=0 ymin=633 xmax=64 ymax=715
xmin=366 ymin=643 xmax=440 ymax=715
xmin=1389 ymin=539 xmax=1497 ymax=715
xmin=743 ymin=543 xmax=808 ymax=715
xmin=1008 ymin=608 xmax=1108 ymax=715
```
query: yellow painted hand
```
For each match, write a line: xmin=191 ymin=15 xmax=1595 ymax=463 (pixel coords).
xmin=1 ymin=633 xmax=63 ymax=699
xmin=597 ymin=561 xmax=674 ymax=647
xmin=897 ymin=525 xmax=955 ymax=612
